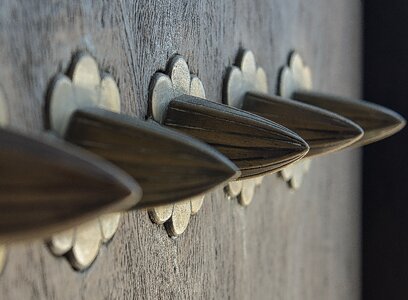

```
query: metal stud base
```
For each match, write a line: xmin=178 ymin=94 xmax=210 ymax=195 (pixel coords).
xmin=225 ymin=177 xmax=264 ymax=206
xmin=149 ymin=55 xmax=207 ymax=237
xmin=277 ymin=51 xmax=313 ymax=189
xmin=223 ymin=50 xmax=268 ymax=204
xmin=225 ymin=49 xmax=314 ymax=190
xmin=47 ymin=53 xmax=123 ymax=270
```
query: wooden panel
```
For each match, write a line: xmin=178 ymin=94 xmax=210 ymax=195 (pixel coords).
xmin=0 ymin=0 xmax=361 ymax=298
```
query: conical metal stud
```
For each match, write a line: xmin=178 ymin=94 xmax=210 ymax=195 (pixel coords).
xmin=242 ymin=93 xmax=364 ymax=157
xmin=292 ymin=90 xmax=406 ymax=147
xmin=47 ymin=53 xmax=238 ymax=207
xmin=0 ymin=128 xmax=141 ymax=243
xmin=64 ymin=107 xmax=239 ymax=206
xmin=224 ymin=50 xmax=363 ymax=158
xmin=150 ymin=55 xmax=309 ymax=179
xmin=279 ymin=51 xmax=405 ymax=147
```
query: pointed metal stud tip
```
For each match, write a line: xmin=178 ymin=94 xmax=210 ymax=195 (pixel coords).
xmin=278 ymin=51 xmax=404 ymax=147
xmin=242 ymin=92 xmax=364 ymax=157
xmin=224 ymin=49 xmax=364 ymax=158
xmin=150 ymin=55 xmax=309 ymax=179
xmin=0 ymin=128 xmax=141 ymax=243
xmin=292 ymin=90 xmax=406 ymax=147
xmin=65 ymin=107 xmax=239 ymax=207
xmin=163 ymin=95 xmax=309 ymax=178
xmin=47 ymin=53 xmax=237 ymax=209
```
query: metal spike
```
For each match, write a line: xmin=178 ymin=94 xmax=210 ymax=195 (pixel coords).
xmin=161 ymin=95 xmax=310 ymax=179
xmin=292 ymin=90 xmax=406 ymax=147
xmin=242 ymin=92 xmax=364 ymax=157
xmin=0 ymin=128 xmax=141 ymax=243
xmin=65 ymin=107 xmax=239 ymax=206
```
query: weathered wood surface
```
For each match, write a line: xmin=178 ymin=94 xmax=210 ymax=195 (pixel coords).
xmin=0 ymin=0 xmax=361 ymax=299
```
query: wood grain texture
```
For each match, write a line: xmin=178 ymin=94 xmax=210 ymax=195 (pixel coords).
xmin=243 ymin=92 xmax=363 ymax=157
xmin=0 ymin=128 xmax=141 ymax=244
xmin=164 ymin=95 xmax=309 ymax=179
xmin=0 ymin=0 xmax=361 ymax=299
xmin=65 ymin=107 xmax=238 ymax=207
xmin=293 ymin=90 xmax=406 ymax=147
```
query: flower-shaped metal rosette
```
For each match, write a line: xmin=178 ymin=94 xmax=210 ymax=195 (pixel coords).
xmin=149 ymin=195 xmax=205 ymax=237
xmin=149 ymin=56 xmax=209 ymax=237
xmin=48 ymin=53 xmax=121 ymax=136
xmin=224 ymin=50 xmax=269 ymax=108
xmin=48 ymin=213 xmax=121 ymax=270
xmin=225 ymin=176 xmax=264 ymax=207
xmin=47 ymin=53 xmax=123 ymax=269
xmin=277 ymin=51 xmax=313 ymax=190
xmin=223 ymin=50 xmax=269 ymax=205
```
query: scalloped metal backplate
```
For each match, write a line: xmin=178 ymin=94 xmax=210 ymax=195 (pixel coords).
xmin=223 ymin=50 xmax=268 ymax=204
xmin=277 ymin=51 xmax=313 ymax=189
xmin=149 ymin=55 xmax=207 ymax=237
xmin=47 ymin=53 xmax=123 ymax=270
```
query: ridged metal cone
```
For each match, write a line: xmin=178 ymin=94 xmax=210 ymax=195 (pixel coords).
xmin=163 ymin=95 xmax=309 ymax=179
xmin=65 ymin=107 xmax=239 ymax=206
xmin=293 ymin=90 xmax=406 ymax=147
xmin=0 ymin=128 xmax=141 ymax=243
xmin=243 ymin=92 xmax=364 ymax=157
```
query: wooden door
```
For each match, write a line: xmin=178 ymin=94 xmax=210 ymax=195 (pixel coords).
xmin=0 ymin=0 xmax=361 ymax=299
